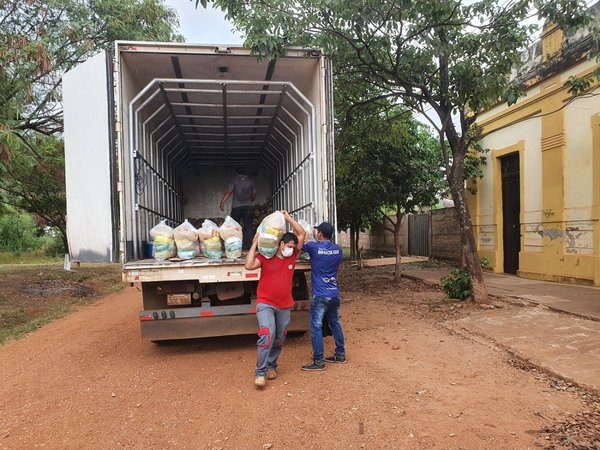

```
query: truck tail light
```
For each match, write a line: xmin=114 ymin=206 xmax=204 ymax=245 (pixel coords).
xmin=140 ymin=315 xmax=154 ymax=321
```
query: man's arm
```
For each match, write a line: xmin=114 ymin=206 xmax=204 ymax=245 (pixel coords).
xmin=281 ymin=210 xmax=306 ymax=249
xmin=219 ymin=189 xmax=233 ymax=212
xmin=245 ymin=233 xmax=262 ymax=270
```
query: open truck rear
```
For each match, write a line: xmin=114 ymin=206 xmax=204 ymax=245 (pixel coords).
xmin=62 ymin=42 xmax=336 ymax=341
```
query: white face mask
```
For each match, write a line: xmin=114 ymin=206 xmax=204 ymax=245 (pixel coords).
xmin=281 ymin=247 xmax=294 ymax=257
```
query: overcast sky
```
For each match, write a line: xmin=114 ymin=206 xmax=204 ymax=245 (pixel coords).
xmin=164 ymin=0 xmax=243 ymax=45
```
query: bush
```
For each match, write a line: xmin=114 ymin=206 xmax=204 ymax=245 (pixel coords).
xmin=0 ymin=211 xmax=40 ymax=252
xmin=0 ymin=209 xmax=65 ymax=257
xmin=440 ymin=258 xmax=490 ymax=300
xmin=440 ymin=267 xmax=472 ymax=300
xmin=38 ymin=231 xmax=65 ymax=257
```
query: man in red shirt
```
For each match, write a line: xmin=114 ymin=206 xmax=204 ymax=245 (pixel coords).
xmin=245 ymin=210 xmax=306 ymax=388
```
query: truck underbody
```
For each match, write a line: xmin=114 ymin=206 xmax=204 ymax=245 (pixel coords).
xmin=124 ymin=257 xmax=311 ymax=341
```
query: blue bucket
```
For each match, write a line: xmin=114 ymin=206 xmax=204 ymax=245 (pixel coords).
xmin=144 ymin=241 xmax=154 ymax=258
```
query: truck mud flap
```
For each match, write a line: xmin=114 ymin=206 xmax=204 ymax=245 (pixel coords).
xmin=141 ymin=310 xmax=309 ymax=341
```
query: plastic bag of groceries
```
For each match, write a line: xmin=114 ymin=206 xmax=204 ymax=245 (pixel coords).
xmin=149 ymin=219 xmax=176 ymax=261
xmin=219 ymin=215 xmax=243 ymax=259
xmin=257 ymin=211 xmax=286 ymax=259
xmin=197 ymin=219 xmax=223 ymax=259
xmin=173 ymin=219 xmax=200 ymax=260
xmin=299 ymin=219 xmax=315 ymax=260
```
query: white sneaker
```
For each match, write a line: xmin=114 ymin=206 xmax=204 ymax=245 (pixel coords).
xmin=255 ymin=376 xmax=266 ymax=387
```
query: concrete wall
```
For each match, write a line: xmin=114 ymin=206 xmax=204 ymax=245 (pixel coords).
xmin=337 ymin=211 xmax=462 ymax=263
xmin=431 ymin=208 xmax=462 ymax=264
xmin=337 ymin=217 xmax=402 ymax=255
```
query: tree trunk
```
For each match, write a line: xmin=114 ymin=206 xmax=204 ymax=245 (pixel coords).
xmin=393 ymin=211 xmax=402 ymax=282
xmin=448 ymin=155 xmax=489 ymax=304
xmin=59 ymin=226 xmax=69 ymax=255
xmin=353 ymin=228 xmax=363 ymax=270
xmin=349 ymin=225 xmax=356 ymax=261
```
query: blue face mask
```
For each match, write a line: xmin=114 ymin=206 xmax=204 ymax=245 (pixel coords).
xmin=282 ymin=246 xmax=294 ymax=257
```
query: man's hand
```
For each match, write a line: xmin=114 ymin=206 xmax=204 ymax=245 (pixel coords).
xmin=220 ymin=189 xmax=233 ymax=212
xmin=280 ymin=209 xmax=306 ymax=249
xmin=245 ymin=232 xmax=261 ymax=270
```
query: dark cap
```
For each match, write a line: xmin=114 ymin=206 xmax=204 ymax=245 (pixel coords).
xmin=314 ymin=222 xmax=334 ymax=239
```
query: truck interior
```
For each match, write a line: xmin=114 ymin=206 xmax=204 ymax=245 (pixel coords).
xmin=118 ymin=44 xmax=334 ymax=261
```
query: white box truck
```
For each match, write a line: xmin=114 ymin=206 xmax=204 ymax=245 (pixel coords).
xmin=62 ymin=42 xmax=336 ymax=341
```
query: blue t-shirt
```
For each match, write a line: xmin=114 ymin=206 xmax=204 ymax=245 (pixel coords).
xmin=302 ymin=240 xmax=343 ymax=298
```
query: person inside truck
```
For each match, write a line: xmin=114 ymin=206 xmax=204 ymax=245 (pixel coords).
xmin=244 ymin=210 xmax=306 ymax=388
xmin=219 ymin=167 xmax=256 ymax=250
xmin=300 ymin=222 xmax=346 ymax=372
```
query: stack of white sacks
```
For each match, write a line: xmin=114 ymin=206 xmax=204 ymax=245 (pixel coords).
xmin=149 ymin=216 xmax=245 ymax=261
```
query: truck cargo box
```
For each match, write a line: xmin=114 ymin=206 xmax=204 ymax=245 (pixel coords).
xmin=64 ymin=42 xmax=336 ymax=264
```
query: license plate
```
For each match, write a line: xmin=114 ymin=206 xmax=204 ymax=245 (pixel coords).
xmin=167 ymin=293 xmax=191 ymax=305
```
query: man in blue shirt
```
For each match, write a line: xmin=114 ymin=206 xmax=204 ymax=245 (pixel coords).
xmin=301 ymin=222 xmax=346 ymax=371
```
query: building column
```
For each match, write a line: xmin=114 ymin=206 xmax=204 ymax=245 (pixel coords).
xmin=593 ymin=114 xmax=600 ymax=286
xmin=539 ymin=75 xmax=566 ymax=274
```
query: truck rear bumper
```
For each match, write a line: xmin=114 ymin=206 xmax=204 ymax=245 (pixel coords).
xmin=141 ymin=311 xmax=310 ymax=341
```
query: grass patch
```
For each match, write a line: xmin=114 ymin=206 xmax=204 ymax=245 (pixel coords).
xmin=0 ymin=304 xmax=72 ymax=345
xmin=0 ymin=262 xmax=123 ymax=346
xmin=0 ymin=251 xmax=63 ymax=265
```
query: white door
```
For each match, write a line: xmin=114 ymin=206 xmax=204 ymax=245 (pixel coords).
xmin=63 ymin=51 xmax=117 ymax=262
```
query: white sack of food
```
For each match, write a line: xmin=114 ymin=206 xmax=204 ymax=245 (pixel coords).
xmin=257 ymin=211 xmax=285 ymax=259
xmin=219 ymin=216 xmax=243 ymax=258
xmin=198 ymin=219 xmax=222 ymax=259
xmin=149 ymin=219 xmax=176 ymax=261
xmin=299 ymin=219 xmax=315 ymax=260
xmin=173 ymin=219 xmax=200 ymax=259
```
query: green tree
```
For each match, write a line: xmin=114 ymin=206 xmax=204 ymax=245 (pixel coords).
xmin=335 ymin=137 xmax=382 ymax=262
xmin=196 ymin=0 xmax=598 ymax=303
xmin=0 ymin=0 xmax=182 ymax=252
xmin=334 ymin=84 xmax=394 ymax=262
xmin=1 ymin=136 xmax=68 ymax=252
xmin=370 ymin=117 xmax=444 ymax=282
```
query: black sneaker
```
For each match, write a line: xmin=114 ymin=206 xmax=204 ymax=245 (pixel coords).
xmin=324 ymin=355 xmax=347 ymax=364
xmin=301 ymin=360 xmax=325 ymax=371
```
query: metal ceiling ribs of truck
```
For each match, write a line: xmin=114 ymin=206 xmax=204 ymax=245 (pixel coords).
xmin=121 ymin=45 xmax=331 ymax=260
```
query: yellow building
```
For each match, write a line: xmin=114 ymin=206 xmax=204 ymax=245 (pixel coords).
xmin=471 ymin=9 xmax=600 ymax=286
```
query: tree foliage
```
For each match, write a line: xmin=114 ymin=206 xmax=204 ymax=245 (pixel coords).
xmin=369 ymin=114 xmax=444 ymax=281
xmin=198 ymin=0 xmax=598 ymax=302
xmin=336 ymin=101 xmax=444 ymax=275
xmin=1 ymin=136 xmax=68 ymax=252
xmin=0 ymin=0 xmax=182 ymax=252
xmin=0 ymin=0 xmax=182 ymax=143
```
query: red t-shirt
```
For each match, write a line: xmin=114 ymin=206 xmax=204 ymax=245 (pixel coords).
xmin=256 ymin=249 xmax=300 ymax=308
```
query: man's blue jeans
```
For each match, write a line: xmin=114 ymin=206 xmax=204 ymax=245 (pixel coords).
xmin=255 ymin=303 xmax=291 ymax=376
xmin=309 ymin=296 xmax=345 ymax=361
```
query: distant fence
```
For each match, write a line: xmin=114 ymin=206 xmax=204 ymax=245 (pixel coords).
xmin=337 ymin=208 xmax=462 ymax=264
xmin=408 ymin=213 xmax=431 ymax=257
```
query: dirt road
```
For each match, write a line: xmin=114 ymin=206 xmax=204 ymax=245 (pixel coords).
xmin=0 ymin=270 xmax=588 ymax=449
